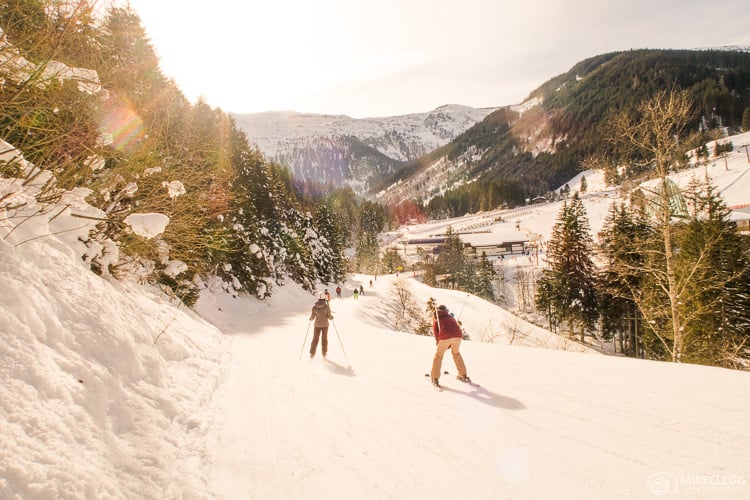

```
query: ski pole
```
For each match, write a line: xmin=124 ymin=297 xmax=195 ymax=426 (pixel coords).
xmin=330 ymin=319 xmax=350 ymax=365
xmin=299 ymin=320 xmax=312 ymax=360
xmin=457 ymin=293 xmax=470 ymax=322
xmin=429 ymin=298 xmax=440 ymax=333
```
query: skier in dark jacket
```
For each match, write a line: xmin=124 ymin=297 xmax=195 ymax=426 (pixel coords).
xmin=430 ymin=304 xmax=470 ymax=386
xmin=309 ymin=293 xmax=334 ymax=358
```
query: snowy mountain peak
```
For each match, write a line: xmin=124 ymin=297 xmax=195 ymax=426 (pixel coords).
xmin=233 ymin=104 xmax=498 ymax=194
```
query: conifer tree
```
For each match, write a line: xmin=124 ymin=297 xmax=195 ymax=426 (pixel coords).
xmin=355 ymin=232 xmax=380 ymax=273
xmin=326 ymin=187 xmax=358 ymax=247
xmin=259 ymin=162 xmax=315 ymax=290
xmin=597 ymin=203 xmax=650 ymax=356
xmin=673 ymin=178 xmax=750 ymax=366
xmin=471 ymin=252 xmax=496 ymax=301
xmin=355 ymin=200 xmax=386 ymax=273
xmin=381 ymin=248 xmax=405 ymax=274
xmin=312 ymin=203 xmax=345 ymax=283
xmin=536 ymin=193 xmax=598 ymax=341
xmin=435 ymin=227 xmax=467 ymax=290
xmin=226 ymin=144 xmax=275 ymax=297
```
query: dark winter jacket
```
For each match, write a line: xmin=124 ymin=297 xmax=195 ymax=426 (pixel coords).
xmin=310 ymin=299 xmax=333 ymax=327
xmin=432 ymin=310 xmax=463 ymax=342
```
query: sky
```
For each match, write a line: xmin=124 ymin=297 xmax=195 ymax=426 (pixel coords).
xmin=4 ymin=127 xmax=750 ymax=497
xmin=125 ymin=0 xmax=750 ymax=118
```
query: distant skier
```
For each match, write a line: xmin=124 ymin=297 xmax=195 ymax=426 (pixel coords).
xmin=324 ymin=289 xmax=331 ymax=302
xmin=335 ymin=285 xmax=342 ymax=298
xmin=353 ymin=288 xmax=359 ymax=301
xmin=430 ymin=304 xmax=470 ymax=387
xmin=359 ymin=284 xmax=364 ymax=296
xmin=309 ymin=293 xmax=333 ymax=358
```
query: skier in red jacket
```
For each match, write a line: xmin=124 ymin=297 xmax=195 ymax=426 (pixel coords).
xmin=430 ymin=304 xmax=470 ymax=387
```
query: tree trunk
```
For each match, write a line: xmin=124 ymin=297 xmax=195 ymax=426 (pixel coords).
xmin=659 ymin=176 xmax=683 ymax=362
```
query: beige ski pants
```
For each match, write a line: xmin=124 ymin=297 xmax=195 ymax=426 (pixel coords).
xmin=430 ymin=337 xmax=467 ymax=380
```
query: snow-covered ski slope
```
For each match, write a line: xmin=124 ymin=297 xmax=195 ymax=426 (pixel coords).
xmin=196 ymin=273 xmax=750 ymax=500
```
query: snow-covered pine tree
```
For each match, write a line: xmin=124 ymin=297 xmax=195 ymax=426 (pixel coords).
xmin=262 ymin=164 xmax=315 ymax=290
xmin=227 ymin=146 xmax=276 ymax=298
xmin=310 ymin=204 xmax=346 ymax=284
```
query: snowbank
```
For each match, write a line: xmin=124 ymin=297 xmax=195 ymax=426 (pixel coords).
xmin=0 ymin=175 xmax=228 ymax=498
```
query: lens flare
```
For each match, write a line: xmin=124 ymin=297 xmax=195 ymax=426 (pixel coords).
xmin=99 ymin=97 xmax=145 ymax=153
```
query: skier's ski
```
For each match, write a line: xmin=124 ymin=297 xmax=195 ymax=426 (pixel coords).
xmin=424 ymin=373 xmax=443 ymax=391
xmin=456 ymin=376 xmax=480 ymax=388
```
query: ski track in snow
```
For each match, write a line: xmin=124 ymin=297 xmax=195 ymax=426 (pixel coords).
xmin=204 ymin=275 xmax=750 ymax=500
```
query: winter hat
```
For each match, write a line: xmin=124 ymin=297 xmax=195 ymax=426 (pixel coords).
xmin=437 ymin=304 xmax=447 ymax=311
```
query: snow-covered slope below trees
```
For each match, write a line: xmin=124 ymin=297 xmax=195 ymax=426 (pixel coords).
xmin=233 ymin=104 xmax=497 ymax=194
xmin=0 ymin=189 xmax=228 ymax=498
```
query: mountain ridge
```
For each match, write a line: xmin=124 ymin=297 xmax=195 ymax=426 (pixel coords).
xmin=232 ymin=104 xmax=498 ymax=194
xmin=376 ymin=48 xmax=750 ymax=214
xmin=233 ymin=48 xmax=750 ymax=213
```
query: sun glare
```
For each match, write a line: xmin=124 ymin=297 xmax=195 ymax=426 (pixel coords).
xmin=99 ymin=96 xmax=146 ymax=153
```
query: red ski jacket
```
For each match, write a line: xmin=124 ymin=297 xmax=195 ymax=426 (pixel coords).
xmin=432 ymin=310 xmax=463 ymax=342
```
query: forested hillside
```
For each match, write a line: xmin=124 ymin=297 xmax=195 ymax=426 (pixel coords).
xmin=1 ymin=1 xmax=395 ymax=301
xmin=379 ymin=49 xmax=750 ymax=218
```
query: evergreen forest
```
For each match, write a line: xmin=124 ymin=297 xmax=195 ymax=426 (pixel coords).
xmin=0 ymin=0 xmax=388 ymax=303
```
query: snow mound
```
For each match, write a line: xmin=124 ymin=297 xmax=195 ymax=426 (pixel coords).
xmin=0 ymin=176 xmax=228 ymax=498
